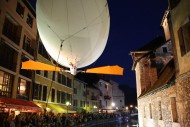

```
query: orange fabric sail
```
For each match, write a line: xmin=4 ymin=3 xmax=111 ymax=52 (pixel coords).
xmin=85 ymin=65 xmax=123 ymax=75
xmin=22 ymin=60 xmax=123 ymax=75
xmin=21 ymin=60 xmax=61 ymax=71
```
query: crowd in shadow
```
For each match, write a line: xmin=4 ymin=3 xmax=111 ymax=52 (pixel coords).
xmin=0 ymin=111 xmax=119 ymax=127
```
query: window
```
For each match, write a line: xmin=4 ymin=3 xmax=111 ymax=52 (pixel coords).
xmin=67 ymin=78 xmax=72 ymax=87
xmin=57 ymin=73 xmax=62 ymax=83
xmin=80 ymin=101 xmax=85 ymax=107
xmin=73 ymin=100 xmax=78 ymax=106
xmin=73 ymin=88 xmax=77 ymax=94
xmin=61 ymin=92 xmax=66 ymax=104
xmin=67 ymin=93 xmax=71 ymax=102
xmin=158 ymin=101 xmax=162 ymax=120
xmin=62 ymin=75 xmax=66 ymax=85
xmin=17 ymin=78 xmax=30 ymax=100
xmin=38 ymin=41 xmax=50 ymax=60
xmin=3 ymin=17 xmax=21 ymax=45
xmin=0 ymin=71 xmax=14 ymax=97
xmin=0 ymin=41 xmax=18 ymax=71
xmin=171 ymin=97 xmax=178 ymax=122
xmin=36 ymin=70 xmax=41 ymax=75
xmin=57 ymin=90 xmax=61 ymax=103
xmin=42 ymin=86 xmax=47 ymax=101
xmin=26 ymin=13 xmax=33 ymax=27
xmin=178 ymin=21 xmax=190 ymax=56
xmin=23 ymin=35 xmax=34 ymax=55
xmin=86 ymin=101 xmax=89 ymax=107
xmin=149 ymin=103 xmax=152 ymax=119
xmin=44 ymin=71 xmax=48 ymax=78
xmin=33 ymin=83 xmax=42 ymax=100
xmin=144 ymin=106 xmax=146 ymax=118
xmin=16 ymin=2 xmax=24 ymax=18
xmin=162 ymin=47 xmax=168 ymax=53
xmin=52 ymin=72 xmax=55 ymax=81
xmin=51 ymin=88 xmax=55 ymax=102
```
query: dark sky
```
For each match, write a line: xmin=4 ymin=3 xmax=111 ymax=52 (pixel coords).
xmin=84 ymin=0 xmax=168 ymax=87
xmin=31 ymin=0 xmax=168 ymax=88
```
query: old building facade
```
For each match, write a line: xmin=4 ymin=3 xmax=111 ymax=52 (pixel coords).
xmin=131 ymin=0 xmax=190 ymax=126
xmin=0 ymin=0 xmax=40 ymax=112
xmin=168 ymin=0 xmax=190 ymax=126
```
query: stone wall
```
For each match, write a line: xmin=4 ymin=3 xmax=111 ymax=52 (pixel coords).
xmin=176 ymin=73 xmax=190 ymax=127
xmin=138 ymin=84 xmax=180 ymax=127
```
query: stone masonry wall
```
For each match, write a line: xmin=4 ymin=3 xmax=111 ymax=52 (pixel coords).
xmin=176 ymin=74 xmax=190 ymax=127
xmin=138 ymin=84 xmax=181 ymax=127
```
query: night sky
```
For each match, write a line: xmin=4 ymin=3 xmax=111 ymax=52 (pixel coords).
xmin=31 ymin=0 xmax=168 ymax=88
xmin=84 ymin=0 xmax=168 ymax=88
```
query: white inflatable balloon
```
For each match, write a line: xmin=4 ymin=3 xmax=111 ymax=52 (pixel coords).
xmin=36 ymin=0 xmax=110 ymax=75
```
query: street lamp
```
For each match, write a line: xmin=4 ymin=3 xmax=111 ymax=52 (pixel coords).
xmin=66 ymin=101 xmax=71 ymax=114
xmin=126 ymin=106 xmax=129 ymax=113
xmin=65 ymin=101 xmax=71 ymax=125
xmin=111 ymin=102 xmax=115 ymax=107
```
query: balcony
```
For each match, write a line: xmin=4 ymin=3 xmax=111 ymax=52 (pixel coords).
xmin=104 ymin=95 xmax=111 ymax=100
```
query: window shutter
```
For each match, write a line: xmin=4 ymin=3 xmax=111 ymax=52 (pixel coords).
xmin=178 ymin=27 xmax=186 ymax=56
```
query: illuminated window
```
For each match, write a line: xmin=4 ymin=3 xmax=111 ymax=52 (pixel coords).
xmin=0 ymin=71 xmax=13 ymax=97
xmin=17 ymin=78 xmax=30 ymax=100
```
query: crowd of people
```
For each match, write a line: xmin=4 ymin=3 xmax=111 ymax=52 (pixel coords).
xmin=0 ymin=111 xmax=120 ymax=127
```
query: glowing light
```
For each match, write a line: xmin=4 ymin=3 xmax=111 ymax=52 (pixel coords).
xmin=111 ymin=102 xmax=115 ymax=107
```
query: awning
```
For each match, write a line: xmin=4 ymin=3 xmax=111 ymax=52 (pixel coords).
xmin=34 ymin=101 xmax=76 ymax=113
xmin=0 ymin=97 xmax=41 ymax=112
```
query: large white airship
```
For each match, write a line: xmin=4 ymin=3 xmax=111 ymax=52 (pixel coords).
xmin=22 ymin=0 xmax=123 ymax=75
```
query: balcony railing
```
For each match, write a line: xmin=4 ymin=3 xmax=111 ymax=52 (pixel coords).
xmin=104 ymin=95 xmax=111 ymax=100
